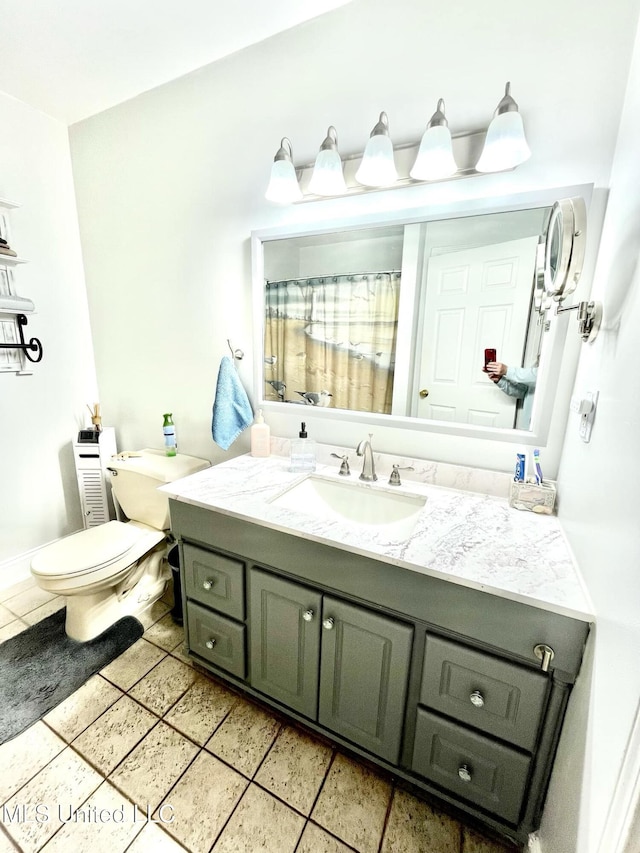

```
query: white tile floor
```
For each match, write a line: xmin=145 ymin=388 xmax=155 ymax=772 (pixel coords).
xmin=0 ymin=578 xmax=520 ymax=853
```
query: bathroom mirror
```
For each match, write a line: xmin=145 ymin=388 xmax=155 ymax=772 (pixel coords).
xmin=251 ymin=184 xmax=593 ymax=443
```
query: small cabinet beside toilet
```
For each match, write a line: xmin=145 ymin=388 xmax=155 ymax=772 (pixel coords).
xmin=72 ymin=427 xmax=117 ymax=528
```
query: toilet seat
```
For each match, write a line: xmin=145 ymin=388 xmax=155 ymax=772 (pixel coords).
xmin=31 ymin=521 xmax=162 ymax=580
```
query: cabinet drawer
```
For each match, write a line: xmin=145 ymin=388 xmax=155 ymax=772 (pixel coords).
xmin=183 ymin=543 xmax=245 ymax=620
xmin=420 ymin=635 xmax=547 ymax=751
xmin=411 ymin=708 xmax=530 ymax=824
xmin=187 ymin=601 xmax=246 ymax=678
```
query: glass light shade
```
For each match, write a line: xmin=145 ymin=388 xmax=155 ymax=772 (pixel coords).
xmin=355 ymin=135 xmax=398 ymax=187
xmin=309 ymin=148 xmax=347 ymax=196
xmin=475 ymin=111 xmax=531 ymax=173
xmin=265 ymin=159 xmax=302 ymax=204
xmin=410 ymin=125 xmax=458 ymax=181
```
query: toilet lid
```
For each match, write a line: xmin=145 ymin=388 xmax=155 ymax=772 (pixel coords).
xmin=31 ymin=521 xmax=144 ymax=577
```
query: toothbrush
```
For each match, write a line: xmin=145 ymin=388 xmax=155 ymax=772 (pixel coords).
xmin=533 ymin=448 xmax=543 ymax=484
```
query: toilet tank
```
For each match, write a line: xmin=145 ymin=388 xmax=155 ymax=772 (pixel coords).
xmin=108 ymin=449 xmax=209 ymax=530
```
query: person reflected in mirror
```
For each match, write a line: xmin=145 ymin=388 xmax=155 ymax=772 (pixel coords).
xmin=486 ymin=361 xmax=538 ymax=429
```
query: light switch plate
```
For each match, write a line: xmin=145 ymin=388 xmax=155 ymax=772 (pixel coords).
xmin=578 ymin=390 xmax=599 ymax=442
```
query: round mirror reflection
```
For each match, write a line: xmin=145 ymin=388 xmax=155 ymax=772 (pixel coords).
xmin=544 ymin=197 xmax=586 ymax=301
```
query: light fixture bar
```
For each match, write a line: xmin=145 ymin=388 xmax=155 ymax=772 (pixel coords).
xmin=296 ymin=129 xmax=506 ymax=202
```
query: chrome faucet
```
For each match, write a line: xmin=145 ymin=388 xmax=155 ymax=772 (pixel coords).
xmin=356 ymin=434 xmax=377 ymax=481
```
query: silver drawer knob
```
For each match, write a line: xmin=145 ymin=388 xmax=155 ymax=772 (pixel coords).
xmin=458 ymin=764 xmax=472 ymax=783
xmin=323 ymin=617 xmax=335 ymax=630
xmin=202 ymin=579 xmax=215 ymax=590
xmin=469 ymin=690 xmax=485 ymax=708
xmin=302 ymin=609 xmax=314 ymax=622
xmin=205 ymin=639 xmax=216 ymax=649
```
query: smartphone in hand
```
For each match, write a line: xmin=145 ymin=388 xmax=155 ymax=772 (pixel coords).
xmin=483 ymin=348 xmax=497 ymax=372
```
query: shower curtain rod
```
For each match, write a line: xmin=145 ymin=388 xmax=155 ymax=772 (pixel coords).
xmin=266 ymin=270 xmax=401 ymax=286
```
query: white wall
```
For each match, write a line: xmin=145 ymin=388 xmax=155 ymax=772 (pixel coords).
xmin=0 ymin=92 xmax=98 ymax=574
xmin=539 ymin=11 xmax=640 ymax=852
xmin=68 ymin=0 xmax=638 ymax=476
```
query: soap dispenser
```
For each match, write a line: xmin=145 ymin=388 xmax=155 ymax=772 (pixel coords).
xmin=250 ymin=409 xmax=271 ymax=458
xmin=290 ymin=422 xmax=316 ymax=473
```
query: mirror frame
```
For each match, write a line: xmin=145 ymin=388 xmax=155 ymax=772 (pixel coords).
xmin=252 ymin=183 xmax=594 ymax=446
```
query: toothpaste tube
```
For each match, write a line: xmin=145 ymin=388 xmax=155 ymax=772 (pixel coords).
xmin=514 ymin=453 xmax=526 ymax=482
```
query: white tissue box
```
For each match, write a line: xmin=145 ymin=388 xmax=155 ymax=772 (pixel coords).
xmin=509 ymin=481 xmax=557 ymax=514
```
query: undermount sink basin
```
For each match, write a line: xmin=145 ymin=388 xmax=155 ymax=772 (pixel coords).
xmin=270 ymin=474 xmax=426 ymax=541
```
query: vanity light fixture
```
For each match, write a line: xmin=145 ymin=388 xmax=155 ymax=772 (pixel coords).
xmin=410 ymin=99 xmax=458 ymax=181
xmin=265 ymin=137 xmax=303 ymax=204
xmin=354 ymin=112 xmax=398 ymax=188
xmin=308 ymin=126 xmax=347 ymax=197
xmin=265 ymin=83 xmax=532 ymax=203
xmin=475 ymin=82 xmax=531 ymax=173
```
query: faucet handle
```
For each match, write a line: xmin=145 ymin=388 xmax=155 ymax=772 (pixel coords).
xmin=389 ymin=465 xmax=401 ymax=486
xmin=330 ymin=453 xmax=351 ymax=476
xmin=388 ymin=464 xmax=415 ymax=486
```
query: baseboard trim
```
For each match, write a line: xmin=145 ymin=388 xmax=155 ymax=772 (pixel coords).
xmin=0 ymin=549 xmax=36 ymax=590
xmin=0 ymin=534 xmax=81 ymax=592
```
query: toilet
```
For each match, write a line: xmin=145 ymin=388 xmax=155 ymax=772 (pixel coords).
xmin=31 ymin=449 xmax=209 ymax=642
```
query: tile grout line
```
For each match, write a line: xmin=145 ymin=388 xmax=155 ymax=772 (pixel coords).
xmin=0 ymin=820 xmax=22 ymax=852
xmin=205 ymin=776 xmax=252 ymax=853
xmin=376 ymin=782 xmax=397 ymax=853
xmin=292 ymin=749 xmax=339 ymax=852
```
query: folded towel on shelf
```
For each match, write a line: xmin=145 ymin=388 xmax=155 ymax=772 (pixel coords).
xmin=212 ymin=356 xmax=254 ymax=450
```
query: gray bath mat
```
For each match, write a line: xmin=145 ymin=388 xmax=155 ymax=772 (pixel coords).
xmin=0 ymin=608 xmax=143 ymax=745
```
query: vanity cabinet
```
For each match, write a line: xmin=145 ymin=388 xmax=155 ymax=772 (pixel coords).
xmin=170 ymin=499 xmax=589 ymax=845
xmin=249 ymin=568 xmax=412 ymax=763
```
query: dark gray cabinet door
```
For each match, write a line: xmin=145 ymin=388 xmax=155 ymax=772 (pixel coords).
xmin=319 ymin=596 xmax=413 ymax=763
xmin=249 ymin=568 xmax=321 ymax=719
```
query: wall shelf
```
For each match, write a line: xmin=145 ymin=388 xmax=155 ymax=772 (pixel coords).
xmin=0 ymin=199 xmax=43 ymax=370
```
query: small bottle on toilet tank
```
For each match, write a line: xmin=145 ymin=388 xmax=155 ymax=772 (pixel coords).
xmin=163 ymin=413 xmax=177 ymax=457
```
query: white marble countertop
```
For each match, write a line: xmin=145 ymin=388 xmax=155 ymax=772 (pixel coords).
xmin=159 ymin=451 xmax=594 ymax=623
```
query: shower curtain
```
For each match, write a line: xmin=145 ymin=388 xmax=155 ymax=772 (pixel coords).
xmin=264 ymin=272 xmax=400 ymax=414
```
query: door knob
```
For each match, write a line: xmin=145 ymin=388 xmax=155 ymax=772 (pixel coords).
xmin=419 ymin=389 xmax=429 ymax=398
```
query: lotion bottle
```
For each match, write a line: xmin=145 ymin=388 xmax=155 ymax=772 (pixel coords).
xmin=250 ymin=410 xmax=271 ymax=457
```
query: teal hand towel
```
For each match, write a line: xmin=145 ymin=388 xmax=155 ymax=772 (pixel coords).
xmin=212 ymin=357 xmax=254 ymax=450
